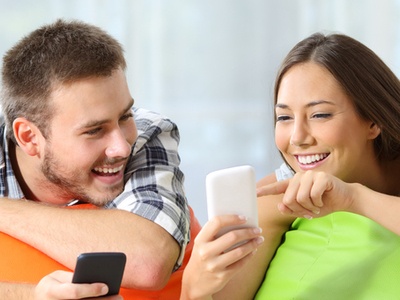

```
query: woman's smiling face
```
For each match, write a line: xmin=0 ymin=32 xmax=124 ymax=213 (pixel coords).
xmin=275 ymin=62 xmax=380 ymax=183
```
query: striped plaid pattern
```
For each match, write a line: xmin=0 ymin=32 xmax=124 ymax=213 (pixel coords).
xmin=0 ymin=107 xmax=190 ymax=270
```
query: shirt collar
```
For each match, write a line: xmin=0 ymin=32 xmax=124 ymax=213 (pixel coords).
xmin=1 ymin=125 xmax=25 ymax=199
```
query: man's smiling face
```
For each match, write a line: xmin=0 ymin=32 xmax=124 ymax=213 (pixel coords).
xmin=38 ymin=68 xmax=137 ymax=205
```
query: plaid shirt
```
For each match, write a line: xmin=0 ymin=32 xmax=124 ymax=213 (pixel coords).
xmin=0 ymin=107 xmax=190 ymax=269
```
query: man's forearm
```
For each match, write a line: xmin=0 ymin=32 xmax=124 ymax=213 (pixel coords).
xmin=0 ymin=282 xmax=33 ymax=299
xmin=0 ymin=199 xmax=179 ymax=289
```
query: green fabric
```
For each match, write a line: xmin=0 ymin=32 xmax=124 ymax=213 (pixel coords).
xmin=255 ymin=212 xmax=400 ymax=300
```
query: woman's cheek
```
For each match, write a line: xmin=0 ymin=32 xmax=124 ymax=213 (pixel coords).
xmin=275 ymin=127 xmax=289 ymax=153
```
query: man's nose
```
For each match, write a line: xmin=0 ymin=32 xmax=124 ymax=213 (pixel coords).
xmin=105 ymin=130 xmax=132 ymax=158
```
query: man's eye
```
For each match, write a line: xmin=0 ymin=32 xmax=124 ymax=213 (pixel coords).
xmin=85 ymin=128 xmax=102 ymax=135
xmin=120 ymin=112 xmax=133 ymax=121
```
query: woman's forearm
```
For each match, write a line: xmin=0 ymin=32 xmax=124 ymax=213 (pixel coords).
xmin=349 ymin=183 xmax=400 ymax=235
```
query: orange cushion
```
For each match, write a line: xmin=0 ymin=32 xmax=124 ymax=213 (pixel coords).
xmin=0 ymin=204 xmax=201 ymax=300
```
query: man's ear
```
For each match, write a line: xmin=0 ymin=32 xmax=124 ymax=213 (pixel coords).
xmin=368 ymin=122 xmax=381 ymax=140
xmin=13 ymin=117 xmax=42 ymax=156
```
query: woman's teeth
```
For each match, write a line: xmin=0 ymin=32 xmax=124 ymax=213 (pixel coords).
xmin=93 ymin=165 xmax=124 ymax=174
xmin=297 ymin=153 xmax=328 ymax=165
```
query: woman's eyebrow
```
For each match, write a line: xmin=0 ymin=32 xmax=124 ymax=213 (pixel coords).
xmin=306 ymin=100 xmax=335 ymax=107
xmin=275 ymin=103 xmax=289 ymax=109
xmin=275 ymin=100 xmax=335 ymax=110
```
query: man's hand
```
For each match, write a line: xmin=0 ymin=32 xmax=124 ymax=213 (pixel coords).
xmin=35 ymin=271 xmax=123 ymax=300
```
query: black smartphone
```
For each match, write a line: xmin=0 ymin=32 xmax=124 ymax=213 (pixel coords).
xmin=72 ymin=252 xmax=126 ymax=296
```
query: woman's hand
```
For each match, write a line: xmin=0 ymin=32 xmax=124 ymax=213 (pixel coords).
xmin=35 ymin=270 xmax=123 ymax=300
xmin=257 ymin=171 xmax=356 ymax=219
xmin=181 ymin=215 xmax=264 ymax=300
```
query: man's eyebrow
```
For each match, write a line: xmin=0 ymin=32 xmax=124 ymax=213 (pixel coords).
xmin=125 ymin=98 xmax=134 ymax=113
xmin=77 ymin=98 xmax=134 ymax=130
xmin=275 ymin=100 xmax=335 ymax=109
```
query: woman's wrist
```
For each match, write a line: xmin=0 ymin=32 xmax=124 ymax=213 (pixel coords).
xmin=343 ymin=182 xmax=364 ymax=215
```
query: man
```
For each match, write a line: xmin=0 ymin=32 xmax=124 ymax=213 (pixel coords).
xmin=0 ymin=19 xmax=190 ymax=298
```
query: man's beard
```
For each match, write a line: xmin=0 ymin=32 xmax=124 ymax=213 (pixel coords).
xmin=40 ymin=146 xmax=123 ymax=206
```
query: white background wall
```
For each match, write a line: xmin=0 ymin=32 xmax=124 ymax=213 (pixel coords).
xmin=1 ymin=0 xmax=400 ymax=224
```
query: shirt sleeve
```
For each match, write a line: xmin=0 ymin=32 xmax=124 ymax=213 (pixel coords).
xmin=105 ymin=107 xmax=190 ymax=271
xmin=275 ymin=162 xmax=294 ymax=181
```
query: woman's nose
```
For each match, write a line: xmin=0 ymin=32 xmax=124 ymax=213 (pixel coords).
xmin=290 ymin=120 xmax=313 ymax=147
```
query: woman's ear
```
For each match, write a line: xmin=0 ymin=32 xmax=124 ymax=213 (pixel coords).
xmin=368 ymin=122 xmax=381 ymax=140
xmin=13 ymin=117 xmax=42 ymax=156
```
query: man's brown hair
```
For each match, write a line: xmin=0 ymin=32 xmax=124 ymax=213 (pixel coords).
xmin=1 ymin=19 xmax=127 ymax=142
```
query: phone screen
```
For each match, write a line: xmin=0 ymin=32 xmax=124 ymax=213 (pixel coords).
xmin=72 ymin=252 xmax=126 ymax=295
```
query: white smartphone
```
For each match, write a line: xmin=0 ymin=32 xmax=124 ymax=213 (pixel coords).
xmin=206 ymin=165 xmax=258 ymax=238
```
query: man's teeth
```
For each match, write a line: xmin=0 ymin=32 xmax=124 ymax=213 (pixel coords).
xmin=298 ymin=154 xmax=328 ymax=165
xmin=93 ymin=165 xmax=124 ymax=174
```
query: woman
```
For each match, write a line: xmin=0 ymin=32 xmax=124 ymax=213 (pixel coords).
xmin=181 ymin=32 xmax=400 ymax=299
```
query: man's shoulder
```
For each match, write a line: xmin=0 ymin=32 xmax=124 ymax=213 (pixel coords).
xmin=133 ymin=107 xmax=176 ymax=134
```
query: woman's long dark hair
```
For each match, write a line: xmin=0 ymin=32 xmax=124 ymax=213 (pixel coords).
xmin=275 ymin=33 xmax=400 ymax=161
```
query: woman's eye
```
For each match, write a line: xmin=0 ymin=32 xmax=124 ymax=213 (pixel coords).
xmin=312 ymin=113 xmax=332 ymax=119
xmin=276 ymin=115 xmax=291 ymax=122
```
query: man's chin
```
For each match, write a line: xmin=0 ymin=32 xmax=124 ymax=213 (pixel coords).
xmin=87 ymin=188 xmax=124 ymax=206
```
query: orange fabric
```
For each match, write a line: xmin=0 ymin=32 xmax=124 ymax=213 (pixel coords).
xmin=0 ymin=204 xmax=202 ymax=299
